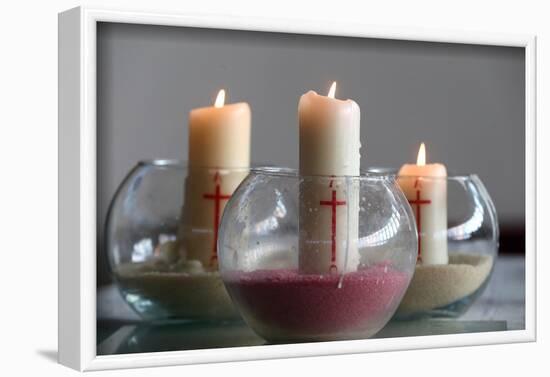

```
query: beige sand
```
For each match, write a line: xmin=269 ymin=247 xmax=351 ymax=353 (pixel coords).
xmin=396 ymin=253 xmax=494 ymax=315
xmin=115 ymin=243 xmax=238 ymax=320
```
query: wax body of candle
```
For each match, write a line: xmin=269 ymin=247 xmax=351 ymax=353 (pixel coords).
xmin=188 ymin=101 xmax=251 ymax=169
xmin=397 ymin=147 xmax=447 ymax=265
xmin=298 ymin=86 xmax=361 ymax=274
xmin=178 ymin=93 xmax=251 ymax=267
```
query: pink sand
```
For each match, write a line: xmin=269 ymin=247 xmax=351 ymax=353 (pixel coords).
xmin=224 ymin=264 xmax=411 ymax=341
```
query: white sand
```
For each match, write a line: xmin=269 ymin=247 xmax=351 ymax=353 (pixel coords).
xmin=396 ymin=253 xmax=494 ymax=315
xmin=114 ymin=243 xmax=238 ymax=320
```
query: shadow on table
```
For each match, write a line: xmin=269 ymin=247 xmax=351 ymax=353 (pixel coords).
xmin=36 ymin=349 xmax=58 ymax=363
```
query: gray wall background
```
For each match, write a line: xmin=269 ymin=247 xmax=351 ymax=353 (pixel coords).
xmin=97 ymin=23 xmax=525 ymax=284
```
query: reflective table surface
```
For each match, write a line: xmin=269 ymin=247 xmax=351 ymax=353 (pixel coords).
xmin=97 ymin=256 xmax=524 ymax=355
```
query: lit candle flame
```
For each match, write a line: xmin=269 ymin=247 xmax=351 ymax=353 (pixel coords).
xmin=214 ymin=89 xmax=225 ymax=108
xmin=327 ymin=81 xmax=337 ymax=99
xmin=417 ymin=142 xmax=426 ymax=166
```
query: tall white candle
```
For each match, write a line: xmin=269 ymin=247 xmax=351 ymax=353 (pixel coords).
xmin=298 ymin=82 xmax=361 ymax=274
xmin=178 ymin=90 xmax=251 ymax=267
xmin=397 ymin=143 xmax=448 ymax=265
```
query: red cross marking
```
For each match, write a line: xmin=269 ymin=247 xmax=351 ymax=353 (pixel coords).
xmin=408 ymin=180 xmax=431 ymax=262
xmin=320 ymin=185 xmax=346 ymax=273
xmin=203 ymin=172 xmax=231 ymax=266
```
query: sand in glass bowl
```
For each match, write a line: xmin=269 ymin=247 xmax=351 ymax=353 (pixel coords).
xmin=218 ymin=168 xmax=418 ymax=342
xmin=394 ymin=174 xmax=499 ymax=319
xmin=106 ymin=160 xmax=245 ymax=321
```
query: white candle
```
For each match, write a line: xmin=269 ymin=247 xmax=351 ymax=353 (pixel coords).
xmin=178 ymin=90 xmax=251 ymax=267
xmin=397 ymin=143 xmax=448 ymax=265
xmin=298 ymin=82 xmax=361 ymax=274
xmin=188 ymin=89 xmax=251 ymax=169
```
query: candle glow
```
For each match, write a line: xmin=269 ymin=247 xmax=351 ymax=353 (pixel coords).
xmin=327 ymin=81 xmax=337 ymax=99
xmin=214 ymin=89 xmax=226 ymax=108
xmin=417 ymin=143 xmax=426 ymax=166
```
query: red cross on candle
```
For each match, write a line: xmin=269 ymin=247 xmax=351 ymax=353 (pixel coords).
xmin=320 ymin=183 xmax=346 ymax=273
xmin=203 ymin=171 xmax=231 ymax=266
xmin=408 ymin=179 xmax=431 ymax=262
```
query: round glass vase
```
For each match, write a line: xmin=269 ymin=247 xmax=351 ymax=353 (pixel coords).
xmin=105 ymin=160 xmax=249 ymax=322
xmin=394 ymin=174 xmax=499 ymax=319
xmin=217 ymin=167 xmax=418 ymax=342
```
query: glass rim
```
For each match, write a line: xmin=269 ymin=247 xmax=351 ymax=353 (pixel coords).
xmin=136 ymin=161 xmax=481 ymax=182
xmin=365 ymin=167 xmax=480 ymax=181
xmin=250 ymin=167 xmax=480 ymax=181
xmin=250 ymin=166 xmax=397 ymax=181
xmin=138 ymin=159 xmax=183 ymax=167
xmin=137 ymin=159 xmax=251 ymax=171
xmin=395 ymin=173 xmax=480 ymax=181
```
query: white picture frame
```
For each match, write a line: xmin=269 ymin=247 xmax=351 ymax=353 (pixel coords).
xmin=58 ymin=5 xmax=537 ymax=371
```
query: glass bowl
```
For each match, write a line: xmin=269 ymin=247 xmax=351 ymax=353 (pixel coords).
xmin=217 ymin=167 xmax=418 ymax=342
xmin=393 ymin=174 xmax=499 ymax=319
xmin=105 ymin=160 xmax=249 ymax=322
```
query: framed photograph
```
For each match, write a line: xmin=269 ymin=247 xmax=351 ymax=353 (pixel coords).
xmin=58 ymin=6 xmax=536 ymax=371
